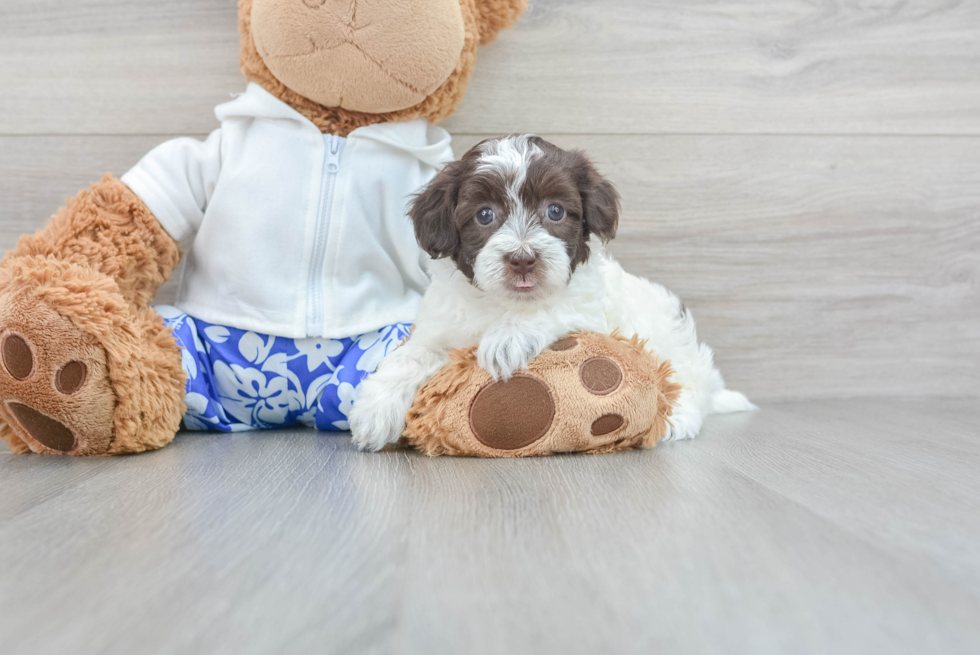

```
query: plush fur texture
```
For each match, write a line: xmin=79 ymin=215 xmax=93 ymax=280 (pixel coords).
xmin=12 ymin=174 xmax=181 ymax=312
xmin=404 ymin=331 xmax=681 ymax=457
xmin=349 ymin=137 xmax=755 ymax=453
xmin=0 ymin=1 xmax=527 ymax=455
xmin=240 ymin=0 xmax=527 ymax=136
xmin=0 ymin=255 xmax=186 ymax=456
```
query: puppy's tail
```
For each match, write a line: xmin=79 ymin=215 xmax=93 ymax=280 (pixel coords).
xmin=710 ymin=388 xmax=757 ymax=414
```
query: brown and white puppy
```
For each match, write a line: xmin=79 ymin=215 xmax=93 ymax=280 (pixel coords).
xmin=349 ymin=135 xmax=753 ymax=451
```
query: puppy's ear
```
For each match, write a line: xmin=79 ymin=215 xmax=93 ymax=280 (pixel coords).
xmin=576 ymin=153 xmax=620 ymax=243
xmin=410 ymin=160 xmax=465 ymax=259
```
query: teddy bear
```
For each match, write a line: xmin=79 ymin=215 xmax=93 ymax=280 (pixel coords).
xmin=0 ymin=0 xmax=529 ymax=456
xmin=404 ymin=332 xmax=681 ymax=457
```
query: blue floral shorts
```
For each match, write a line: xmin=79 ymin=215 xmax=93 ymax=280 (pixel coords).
xmin=155 ymin=306 xmax=411 ymax=432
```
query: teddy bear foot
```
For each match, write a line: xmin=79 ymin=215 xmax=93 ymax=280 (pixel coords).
xmin=404 ymin=332 xmax=682 ymax=458
xmin=0 ymin=258 xmax=186 ymax=456
xmin=0 ymin=293 xmax=119 ymax=455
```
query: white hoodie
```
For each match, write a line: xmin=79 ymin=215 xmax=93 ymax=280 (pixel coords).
xmin=122 ymin=83 xmax=453 ymax=339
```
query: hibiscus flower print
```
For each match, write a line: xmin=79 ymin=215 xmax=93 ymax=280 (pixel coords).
xmin=159 ymin=305 xmax=411 ymax=432
xmin=331 ymin=381 xmax=360 ymax=430
xmin=293 ymin=337 xmax=345 ymax=372
xmin=213 ymin=361 xmax=297 ymax=428
xmin=353 ymin=325 xmax=411 ymax=372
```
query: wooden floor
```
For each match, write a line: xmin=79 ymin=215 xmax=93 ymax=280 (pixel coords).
xmin=1 ymin=399 xmax=978 ymax=655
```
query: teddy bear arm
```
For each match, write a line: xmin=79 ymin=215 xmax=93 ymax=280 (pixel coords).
xmin=5 ymin=174 xmax=180 ymax=312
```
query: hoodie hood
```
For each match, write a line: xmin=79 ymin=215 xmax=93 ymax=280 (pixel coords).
xmin=216 ymin=83 xmax=453 ymax=168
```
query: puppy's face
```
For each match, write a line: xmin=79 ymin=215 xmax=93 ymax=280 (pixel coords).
xmin=410 ymin=135 xmax=620 ymax=302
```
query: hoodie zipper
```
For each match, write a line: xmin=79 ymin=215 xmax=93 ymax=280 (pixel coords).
xmin=306 ymin=133 xmax=345 ymax=337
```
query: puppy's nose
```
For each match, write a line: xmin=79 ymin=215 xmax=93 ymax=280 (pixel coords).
xmin=508 ymin=254 xmax=537 ymax=276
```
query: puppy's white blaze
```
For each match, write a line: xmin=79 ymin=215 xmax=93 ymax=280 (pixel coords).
xmin=476 ymin=134 xmax=542 ymax=214
xmin=476 ymin=134 xmax=541 ymax=179
xmin=500 ymin=203 xmax=535 ymax=246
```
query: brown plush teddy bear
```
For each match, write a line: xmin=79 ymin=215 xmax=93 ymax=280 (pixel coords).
xmin=0 ymin=0 xmax=528 ymax=456
xmin=404 ymin=332 xmax=681 ymax=457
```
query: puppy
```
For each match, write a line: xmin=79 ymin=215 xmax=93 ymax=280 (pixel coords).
xmin=350 ymin=135 xmax=754 ymax=451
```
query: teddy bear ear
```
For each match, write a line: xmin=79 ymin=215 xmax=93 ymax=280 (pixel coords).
xmin=474 ymin=0 xmax=528 ymax=46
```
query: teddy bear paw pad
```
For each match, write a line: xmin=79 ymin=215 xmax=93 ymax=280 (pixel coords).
xmin=548 ymin=336 xmax=578 ymax=351
xmin=2 ymin=334 xmax=35 ymax=380
xmin=0 ymin=302 xmax=117 ymax=456
xmin=591 ymin=413 xmax=625 ymax=436
xmin=579 ymin=357 xmax=622 ymax=395
xmin=0 ymin=332 xmax=93 ymax=452
xmin=5 ymin=402 xmax=77 ymax=452
xmin=469 ymin=374 xmax=555 ymax=450
xmin=55 ymin=361 xmax=88 ymax=395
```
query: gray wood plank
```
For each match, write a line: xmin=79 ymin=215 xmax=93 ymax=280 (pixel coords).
xmin=0 ymin=0 xmax=241 ymax=136
xmin=2 ymin=0 xmax=979 ymax=136
xmin=1 ymin=399 xmax=979 ymax=655
xmin=4 ymin=134 xmax=976 ymax=401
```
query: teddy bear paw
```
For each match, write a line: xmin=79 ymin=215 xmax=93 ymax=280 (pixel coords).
xmin=0 ymin=295 xmax=117 ymax=456
xmin=405 ymin=332 xmax=680 ymax=457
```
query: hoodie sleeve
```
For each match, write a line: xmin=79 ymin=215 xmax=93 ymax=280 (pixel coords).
xmin=121 ymin=128 xmax=223 ymax=243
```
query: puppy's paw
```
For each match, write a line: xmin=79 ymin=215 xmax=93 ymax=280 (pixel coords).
xmin=349 ymin=382 xmax=410 ymax=452
xmin=476 ymin=327 xmax=547 ymax=381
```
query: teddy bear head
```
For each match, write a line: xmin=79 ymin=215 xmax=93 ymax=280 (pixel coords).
xmin=238 ymin=0 xmax=527 ymax=135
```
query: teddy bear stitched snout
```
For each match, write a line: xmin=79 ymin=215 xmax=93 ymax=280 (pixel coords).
xmin=251 ymin=0 xmax=467 ymax=113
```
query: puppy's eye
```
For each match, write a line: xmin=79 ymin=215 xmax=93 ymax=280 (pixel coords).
xmin=477 ymin=208 xmax=495 ymax=225
xmin=546 ymin=204 xmax=565 ymax=221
